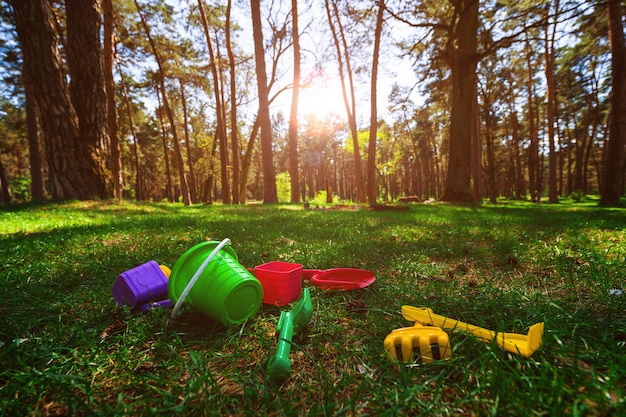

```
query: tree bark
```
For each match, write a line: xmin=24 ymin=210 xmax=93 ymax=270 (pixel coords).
xmin=367 ymin=0 xmax=385 ymax=204
xmin=179 ymin=78 xmax=199 ymax=203
xmin=135 ymin=0 xmax=191 ymax=205
xmin=119 ymin=66 xmax=142 ymax=200
xmin=197 ymin=0 xmax=230 ymax=204
xmin=11 ymin=0 xmax=108 ymax=200
xmin=103 ymin=0 xmax=123 ymax=199
xmin=226 ymin=0 xmax=241 ymax=204
xmin=525 ymin=38 xmax=540 ymax=201
xmin=250 ymin=0 xmax=278 ymax=203
xmin=472 ymin=87 xmax=482 ymax=203
xmin=66 ymin=0 xmax=111 ymax=198
xmin=288 ymin=0 xmax=301 ymax=203
xmin=440 ymin=0 xmax=480 ymax=203
xmin=601 ymin=0 xmax=626 ymax=206
xmin=23 ymin=72 xmax=45 ymax=201
xmin=0 ymin=158 xmax=11 ymax=203
xmin=508 ymin=107 xmax=524 ymax=199
xmin=239 ymin=116 xmax=260 ymax=203
xmin=155 ymin=84 xmax=174 ymax=202
xmin=544 ymin=1 xmax=559 ymax=204
xmin=325 ymin=0 xmax=367 ymax=203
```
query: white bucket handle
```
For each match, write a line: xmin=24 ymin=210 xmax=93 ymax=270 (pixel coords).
xmin=170 ymin=238 xmax=231 ymax=319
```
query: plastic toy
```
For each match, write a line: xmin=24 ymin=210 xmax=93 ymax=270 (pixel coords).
xmin=384 ymin=323 xmax=451 ymax=363
xmin=302 ymin=268 xmax=376 ymax=290
xmin=254 ymin=261 xmax=303 ymax=306
xmin=402 ymin=306 xmax=544 ymax=358
xmin=112 ymin=260 xmax=171 ymax=310
xmin=267 ymin=288 xmax=313 ymax=378
xmin=168 ymin=239 xmax=263 ymax=326
xmin=139 ymin=299 xmax=173 ymax=312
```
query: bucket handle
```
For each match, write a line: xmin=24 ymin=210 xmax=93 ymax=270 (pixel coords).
xmin=171 ymin=238 xmax=231 ymax=319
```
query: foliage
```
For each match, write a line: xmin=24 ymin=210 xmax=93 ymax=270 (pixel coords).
xmin=309 ymin=190 xmax=340 ymax=206
xmin=275 ymin=171 xmax=291 ymax=203
xmin=0 ymin=0 xmax=623 ymax=205
xmin=7 ymin=176 xmax=29 ymax=202
xmin=1 ymin=200 xmax=625 ymax=415
xmin=570 ymin=189 xmax=583 ymax=202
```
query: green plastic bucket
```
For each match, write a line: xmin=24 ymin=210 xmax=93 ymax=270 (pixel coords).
xmin=168 ymin=239 xmax=263 ymax=326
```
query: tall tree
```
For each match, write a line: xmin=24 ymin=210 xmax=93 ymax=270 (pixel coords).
xmin=179 ymin=76 xmax=199 ymax=203
xmin=1 ymin=7 xmax=46 ymax=203
xmin=503 ymin=68 xmax=525 ymax=199
xmin=288 ymin=0 xmax=301 ymax=203
xmin=197 ymin=0 xmax=230 ymax=204
xmin=153 ymin=80 xmax=174 ymax=202
xmin=524 ymin=35 xmax=541 ymax=200
xmin=601 ymin=0 xmax=625 ymax=206
xmin=544 ymin=0 xmax=559 ymax=204
xmin=103 ymin=0 xmax=123 ymax=199
xmin=66 ymin=0 xmax=112 ymax=197
xmin=10 ymin=0 xmax=109 ymax=200
xmin=0 ymin=154 xmax=10 ymax=202
xmin=325 ymin=0 xmax=367 ymax=203
xmin=225 ymin=0 xmax=240 ymax=204
xmin=439 ymin=0 xmax=480 ymax=203
xmin=134 ymin=0 xmax=191 ymax=205
xmin=118 ymin=66 xmax=143 ymax=200
xmin=23 ymin=72 xmax=45 ymax=201
xmin=250 ymin=0 xmax=278 ymax=203
xmin=387 ymin=0 xmax=481 ymax=203
xmin=367 ymin=0 xmax=385 ymax=204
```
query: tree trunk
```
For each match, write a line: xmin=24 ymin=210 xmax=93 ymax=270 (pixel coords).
xmin=325 ymin=0 xmax=367 ymax=203
xmin=179 ymin=78 xmax=199 ymax=203
xmin=11 ymin=0 xmax=107 ymax=200
xmin=226 ymin=0 xmax=241 ymax=204
xmin=472 ymin=87 xmax=482 ymax=203
xmin=103 ymin=0 xmax=123 ymax=199
xmin=197 ymin=0 xmax=230 ymax=204
xmin=544 ymin=1 xmax=559 ymax=204
xmin=367 ymin=0 xmax=385 ymax=204
xmin=288 ymin=0 xmax=301 ymax=203
xmin=23 ymin=73 xmax=45 ymax=201
xmin=119 ymin=66 xmax=142 ymax=200
xmin=203 ymin=132 xmax=219 ymax=204
xmin=601 ymin=0 xmax=626 ymax=206
xmin=66 ymin=0 xmax=111 ymax=198
xmin=250 ymin=0 xmax=278 ymax=204
xmin=525 ymin=39 xmax=540 ymax=201
xmin=440 ymin=0 xmax=480 ymax=203
xmin=484 ymin=104 xmax=496 ymax=203
xmin=135 ymin=0 xmax=191 ymax=205
xmin=155 ymin=85 xmax=174 ymax=202
xmin=158 ymin=77 xmax=190 ymax=205
xmin=510 ymin=109 xmax=524 ymax=198
xmin=239 ymin=116 xmax=260 ymax=203
xmin=0 ymin=158 xmax=11 ymax=203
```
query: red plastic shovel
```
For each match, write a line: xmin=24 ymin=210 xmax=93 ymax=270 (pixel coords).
xmin=302 ymin=268 xmax=376 ymax=290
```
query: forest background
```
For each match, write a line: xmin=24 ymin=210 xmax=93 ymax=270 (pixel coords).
xmin=0 ymin=0 xmax=625 ymax=207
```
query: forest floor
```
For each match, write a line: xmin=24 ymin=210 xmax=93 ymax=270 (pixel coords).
xmin=1 ymin=197 xmax=625 ymax=416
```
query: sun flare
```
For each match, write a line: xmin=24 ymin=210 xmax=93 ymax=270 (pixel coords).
xmin=298 ymin=79 xmax=346 ymax=119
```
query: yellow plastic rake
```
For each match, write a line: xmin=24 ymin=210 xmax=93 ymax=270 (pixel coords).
xmin=384 ymin=324 xmax=452 ymax=363
xmin=402 ymin=306 xmax=544 ymax=358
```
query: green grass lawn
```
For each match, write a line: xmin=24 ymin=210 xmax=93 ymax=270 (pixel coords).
xmin=1 ymin=199 xmax=625 ymax=416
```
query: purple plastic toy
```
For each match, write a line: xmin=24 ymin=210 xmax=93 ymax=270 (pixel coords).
xmin=112 ymin=260 xmax=170 ymax=309
xmin=139 ymin=299 xmax=174 ymax=312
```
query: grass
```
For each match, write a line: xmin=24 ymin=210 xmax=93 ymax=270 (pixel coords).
xmin=0 ymin=198 xmax=625 ymax=416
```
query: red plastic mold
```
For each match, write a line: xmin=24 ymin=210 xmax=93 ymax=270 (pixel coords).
xmin=254 ymin=261 xmax=303 ymax=306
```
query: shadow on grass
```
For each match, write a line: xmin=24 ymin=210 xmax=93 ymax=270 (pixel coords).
xmin=1 ymin=200 xmax=625 ymax=415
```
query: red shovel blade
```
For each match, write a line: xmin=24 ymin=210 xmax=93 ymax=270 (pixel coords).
xmin=305 ymin=268 xmax=376 ymax=290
